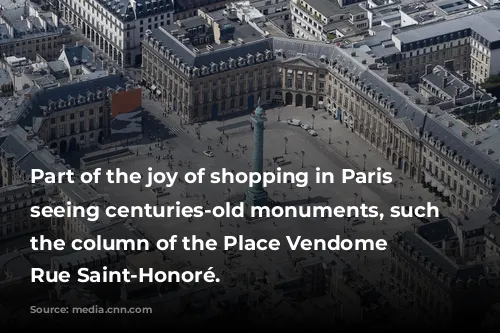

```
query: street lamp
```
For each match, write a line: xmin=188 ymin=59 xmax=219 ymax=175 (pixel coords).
xmin=222 ymin=111 xmax=226 ymax=135
xmin=284 ymin=137 xmax=288 ymax=154
xmin=301 ymin=150 xmax=305 ymax=168
xmin=225 ymin=134 xmax=229 ymax=152
xmin=328 ymin=127 xmax=332 ymax=144
xmin=363 ymin=154 xmax=367 ymax=171
xmin=345 ymin=140 xmax=349 ymax=158
xmin=312 ymin=114 xmax=316 ymax=130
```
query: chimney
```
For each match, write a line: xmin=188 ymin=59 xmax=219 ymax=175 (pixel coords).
xmin=442 ymin=77 xmax=448 ymax=88
xmin=425 ymin=64 xmax=433 ymax=75
xmin=454 ymin=86 xmax=460 ymax=104
xmin=444 ymin=60 xmax=454 ymax=72
xmin=75 ymin=41 xmax=80 ymax=47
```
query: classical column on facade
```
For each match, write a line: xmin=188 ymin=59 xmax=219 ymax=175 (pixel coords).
xmin=245 ymin=98 xmax=268 ymax=207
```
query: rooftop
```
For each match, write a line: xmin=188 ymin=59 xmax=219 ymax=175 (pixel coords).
xmin=394 ymin=10 xmax=500 ymax=45
xmin=301 ymin=0 xmax=356 ymax=18
xmin=392 ymin=231 xmax=486 ymax=283
xmin=91 ymin=0 xmax=173 ymax=23
xmin=147 ymin=18 xmax=273 ymax=68
xmin=17 ymin=75 xmax=132 ymax=129
xmin=0 ymin=1 xmax=64 ymax=44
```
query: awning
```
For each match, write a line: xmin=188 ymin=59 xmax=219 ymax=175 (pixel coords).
xmin=443 ymin=190 xmax=451 ymax=197
xmin=437 ymin=184 xmax=445 ymax=192
xmin=431 ymin=180 xmax=438 ymax=187
xmin=156 ymin=90 xmax=161 ymax=95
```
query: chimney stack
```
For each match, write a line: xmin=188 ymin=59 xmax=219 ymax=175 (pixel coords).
xmin=454 ymin=86 xmax=460 ymax=104
xmin=442 ymin=77 xmax=448 ymax=88
xmin=444 ymin=60 xmax=454 ymax=72
xmin=472 ymin=83 xmax=479 ymax=100
xmin=425 ymin=64 xmax=433 ymax=75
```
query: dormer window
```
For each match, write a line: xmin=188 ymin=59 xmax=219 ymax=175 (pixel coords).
xmin=219 ymin=61 xmax=227 ymax=71
xmin=210 ymin=63 xmax=217 ymax=73
xmin=265 ymin=49 xmax=272 ymax=60
xmin=238 ymin=57 xmax=246 ymax=66
xmin=256 ymin=53 xmax=263 ymax=62
xmin=229 ymin=58 xmax=236 ymax=69
xmin=68 ymin=97 xmax=75 ymax=106
xmin=58 ymin=100 xmax=66 ymax=108
xmin=201 ymin=66 xmax=209 ymax=75
xmin=78 ymin=96 xmax=86 ymax=104
xmin=97 ymin=91 xmax=104 ymax=99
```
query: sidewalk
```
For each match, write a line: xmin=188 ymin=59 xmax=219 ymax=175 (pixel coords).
xmin=278 ymin=106 xmax=449 ymax=215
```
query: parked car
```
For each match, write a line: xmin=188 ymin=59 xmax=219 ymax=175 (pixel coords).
xmin=308 ymin=129 xmax=318 ymax=136
xmin=301 ymin=123 xmax=312 ymax=130
xmin=203 ymin=150 xmax=214 ymax=157
xmin=287 ymin=119 xmax=302 ymax=126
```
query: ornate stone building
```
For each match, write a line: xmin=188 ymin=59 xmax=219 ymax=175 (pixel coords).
xmin=272 ymin=37 xmax=499 ymax=214
xmin=142 ymin=9 xmax=276 ymax=122
xmin=59 ymin=0 xmax=174 ymax=66
xmin=389 ymin=230 xmax=500 ymax=325
xmin=17 ymin=76 xmax=136 ymax=154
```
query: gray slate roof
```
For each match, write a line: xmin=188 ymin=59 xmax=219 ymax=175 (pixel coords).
xmin=62 ymin=45 xmax=95 ymax=67
xmin=394 ymin=10 xmax=500 ymax=45
xmin=19 ymin=75 xmax=129 ymax=128
xmin=396 ymin=231 xmax=485 ymax=282
xmin=149 ymin=26 xmax=273 ymax=68
xmin=93 ymin=0 xmax=173 ymax=22
xmin=418 ymin=219 xmax=456 ymax=244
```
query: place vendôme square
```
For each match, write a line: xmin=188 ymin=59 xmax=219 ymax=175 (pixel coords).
xmin=1 ymin=0 xmax=500 ymax=330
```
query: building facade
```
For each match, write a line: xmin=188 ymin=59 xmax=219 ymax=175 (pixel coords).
xmin=0 ymin=183 xmax=50 ymax=241
xmin=290 ymin=0 xmax=368 ymax=42
xmin=17 ymin=76 xmax=137 ymax=154
xmin=389 ymin=230 xmax=498 ymax=325
xmin=142 ymin=8 xmax=277 ymax=122
xmin=368 ymin=11 xmax=500 ymax=84
xmin=59 ymin=0 xmax=174 ymax=67
xmin=0 ymin=1 xmax=70 ymax=62
xmin=172 ymin=0 xmax=230 ymax=22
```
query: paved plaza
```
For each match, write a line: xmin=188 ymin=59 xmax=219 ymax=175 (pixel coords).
xmin=92 ymin=100 xmax=450 ymax=301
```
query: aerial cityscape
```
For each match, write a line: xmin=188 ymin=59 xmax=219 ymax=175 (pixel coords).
xmin=1 ymin=0 xmax=500 ymax=329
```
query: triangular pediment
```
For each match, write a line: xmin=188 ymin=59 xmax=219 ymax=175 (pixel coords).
xmin=282 ymin=56 xmax=319 ymax=69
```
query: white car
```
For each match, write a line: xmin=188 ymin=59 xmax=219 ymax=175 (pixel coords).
xmin=308 ymin=129 xmax=318 ymax=136
xmin=301 ymin=123 xmax=312 ymax=130
xmin=287 ymin=119 xmax=302 ymax=126
xmin=203 ymin=150 xmax=214 ymax=157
